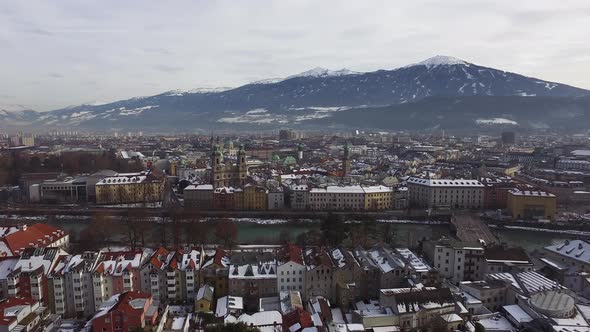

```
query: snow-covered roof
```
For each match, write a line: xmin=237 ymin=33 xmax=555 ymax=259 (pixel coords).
xmin=545 ymin=240 xmax=590 ymax=265
xmin=407 ymin=177 xmax=483 ymax=187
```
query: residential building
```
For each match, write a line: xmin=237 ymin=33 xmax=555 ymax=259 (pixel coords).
xmin=406 ymin=177 xmax=484 ymax=209
xmin=543 ymin=240 xmax=590 ymax=273
xmin=47 ymin=252 xmax=98 ymax=318
xmin=423 ymin=240 xmax=485 ymax=283
xmin=304 ymin=249 xmax=334 ymax=301
xmin=92 ymin=250 xmax=146 ymax=309
xmin=184 ymin=184 xmax=214 ymax=209
xmin=0 ymin=224 xmax=69 ymax=257
xmin=87 ymin=291 xmax=159 ymax=332
xmin=242 ymin=185 xmax=268 ymax=210
xmin=507 ymin=189 xmax=557 ymax=220
xmin=484 ymin=245 xmax=533 ymax=274
xmin=95 ymin=172 xmax=164 ymax=205
xmin=228 ymin=261 xmax=277 ymax=311
xmin=353 ymin=245 xmax=407 ymax=298
xmin=277 ymin=244 xmax=307 ymax=298
xmin=0 ymin=297 xmax=42 ymax=332
xmin=267 ymin=187 xmax=285 ymax=210
xmin=195 ymin=285 xmax=214 ymax=312
xmin=200 ymin=249 xmax=230 ymax=300
xmin=309 ymin=185 xmax=393 ymax=211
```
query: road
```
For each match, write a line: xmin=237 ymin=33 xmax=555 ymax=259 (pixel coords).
xmin=451 ymin=214 xmax=498 ymax=244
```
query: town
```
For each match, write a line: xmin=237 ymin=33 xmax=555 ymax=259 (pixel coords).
xmin=0 ymin=129 xmax=589 ymax=332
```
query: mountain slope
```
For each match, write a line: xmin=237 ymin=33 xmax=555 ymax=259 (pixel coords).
xmin=3 ymin=55 xmax=589 ymax=131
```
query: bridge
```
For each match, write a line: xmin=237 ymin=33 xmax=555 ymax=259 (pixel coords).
xmin=451 ymin=213 xmax=498 ymax=245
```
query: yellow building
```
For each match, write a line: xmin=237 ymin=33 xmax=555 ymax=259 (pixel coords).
xmin=242 ymin=185 xmax=268 ymax=210
xmin=364 ymin=186 xmax=394 ymax=210
xmin=195 ymin=285 xmax=214 ymax=312
xmin=507 ymin=189 xmax=557 ymax=221
xmin=95 ymin=173 xmax=164 ymax=204
xmin=211 ymin=144 xmax=248 ymax=188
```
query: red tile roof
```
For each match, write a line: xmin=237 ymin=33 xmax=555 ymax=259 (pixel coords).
xmin=0 ymin=297 xmax=36 ymax=326
xmin=2 ymin=224 xmax=66 ymax=256
xmin=283 ymin=308 xmax=313 ymax=331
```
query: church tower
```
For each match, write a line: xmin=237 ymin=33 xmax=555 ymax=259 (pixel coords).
xmin=211 ymin=144 xmax=224 ymax=187
xmin=342 ymin=143 xmax=351 ymax=176
xmin=237 ymin=144 xmax=248 ymax=186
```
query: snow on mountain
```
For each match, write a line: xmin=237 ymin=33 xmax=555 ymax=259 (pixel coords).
xmin=406 ymin=55 xmax=468 ymax=69
xmin=2 ymin=55 xmax=589 ymax=131
xmin=286 ymin=67 xmax=360 ymax=79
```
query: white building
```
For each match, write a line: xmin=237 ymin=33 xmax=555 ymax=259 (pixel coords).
xmin=277 ymin=245 xmax=307 ymax=299
xmin=424 ymin=241 xmax=484 ymax=283
xmin=406 ymin=177 xmax=484 ymax=209
xmin=267 ymin=188 xmax=285 ymax=210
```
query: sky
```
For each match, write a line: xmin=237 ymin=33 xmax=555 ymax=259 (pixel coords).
xmin=1 ymin=0 xmax=589 ymax=111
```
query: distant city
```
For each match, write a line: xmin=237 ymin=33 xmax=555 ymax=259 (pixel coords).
xmin=1 ymin=128 xmax=590 ymax=332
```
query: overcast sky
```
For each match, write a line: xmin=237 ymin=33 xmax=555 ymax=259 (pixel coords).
xmin=1 ymin=0 xmax=589 ymax=111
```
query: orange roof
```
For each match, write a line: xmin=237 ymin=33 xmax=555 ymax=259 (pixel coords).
xmin=3 ymin=224 xmax=65 ymax=256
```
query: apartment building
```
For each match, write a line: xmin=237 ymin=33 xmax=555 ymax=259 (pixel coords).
xmin=304 ymin=248 xmax=334 ymax=301
xmin=91 ymin=250 xmax=146 ymax=309
xmin=95 ymin=172 xmax=164 ymax=205
xmin=423 ymin=240 xmax=485 ymax=283
xmin=277 ymin=244 xmax=307 ymax=298
xmin=228 ymin=261 xmax=277 ymax=311
xmin=407 ymin=177 xmax=484 ymax=209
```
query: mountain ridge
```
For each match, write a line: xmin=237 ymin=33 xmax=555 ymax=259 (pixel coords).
xmin=1 ymin=56 xmax=589 ymax=131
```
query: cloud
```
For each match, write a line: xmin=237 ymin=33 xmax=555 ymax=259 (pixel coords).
xmin=153 ymin=64 xmax=184 ymax=73
xmin=0 ymin=0 xmax=588 ymax=111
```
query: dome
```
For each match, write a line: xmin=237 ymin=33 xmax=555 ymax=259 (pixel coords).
xmin=530 ymin=291 xmax=575 ymax=318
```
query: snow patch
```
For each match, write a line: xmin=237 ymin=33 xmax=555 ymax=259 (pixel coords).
xmin=406 ymin=55 xmax=468 ymax=69
xmin=476 ymin=118 xmax=518 ymax=125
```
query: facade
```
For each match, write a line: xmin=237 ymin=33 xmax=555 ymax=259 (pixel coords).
xmin=288 ymin=185 xmax=309 ymax=210
xmin=304 ymin=249 xmax=334 ymax=301
xmin=212 ymin=187 xmax=237 ymax=210
xmin=200 ymin=249 xmax=230 ymax=300
xmin=210 ymin=144 xmax=248 ymax=188
xmin=423 ymin=240 xmax=484 ymax=284
xmin=308 ymin=186 xmax=393 ymax=211
xmin=507 ymin=189 xmax=557 ymax=220
xmin=91 ymin=250 xmax=145 ymax=310
xmin=40 ymin=177 xmax=88 ymax=203
xmin=379 ymin=287 xmax=456 ymax=331
xmin=47 ymin=252 xmax=98 ymax=318
xmin=0 ymin=298 xmax=42 ymax=332
xmin=277 ymin=245 xmax=307 ymax=298
xmin=184 ymin=184 xmax=214 ymax=209
xmin=459 ymin=280 xmax=509 ymax=312
xmin=242 ymin=185 xmax=268 ymax=210
xmin=95 ymin=172 xmax=164 ymax=205
xmin=353 ymin=245 xmax=407 ymax=299
xmin=407 ymin=177 xmax=484 ymax=209
xmin=228 ymin=262 xmax=277 ymax=311
xmin=268 ymin=188 xmax=285 ymax=210
xmin=88 ymin=291 xmax=158 ymax=332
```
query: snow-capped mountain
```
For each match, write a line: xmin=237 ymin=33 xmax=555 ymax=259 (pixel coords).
xmin=3 ymin=56 xmax=589 ymax=131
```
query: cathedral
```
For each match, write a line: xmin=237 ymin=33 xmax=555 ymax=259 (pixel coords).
xmin=210 ymin=142 xmax=248 ymax=188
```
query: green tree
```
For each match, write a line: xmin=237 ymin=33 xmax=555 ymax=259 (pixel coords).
xmin=320 ymin=213 xmax=349 ymax=246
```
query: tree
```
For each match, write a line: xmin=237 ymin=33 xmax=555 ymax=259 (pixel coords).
xmin=352 ymin=217 xmax=377 ymax=248
xmin=205 ymin=323 xmax=261 ymax=332
xmin=215 ymin=218 xmax=238 ymax=249
xmin=320 ymin=213 xmax=349 ymax=246
xmin=381 ymin=223 xmax=396 ymax=245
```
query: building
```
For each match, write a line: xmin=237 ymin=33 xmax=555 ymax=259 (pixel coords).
xmin=184 ymin=184 xmax=213 ymax=209
xmin=200 ymin=249 xmax=230 ymax=300
xmin=459 ymin=280 xmax=509 ymax=312
xmin=543 ymin=240 xmax=590 ymax=273
xmin=329 ymin=247 xmax=363 ymax=309
xmin=423 ymin=240 xmax=484 ymax=283
xmin=210 ymin=144 xmax=248 ymax=188
xmin=277 ymin=245 xmax=307 ymax=298
xmin=0 ymin=224 xmax=69 ymax=257
xmin=303 ymin=249 xmax=334 ymax=301
xmin=242 ymin=185 xmax=268 ymax=210
xmin=228 ymin=261 xmax=277 ymax=311
xmin=288 ymin=185 xmax=309 ymax=210
xmin=267 ymin=187 xmax=285 ymax=210
xmin=0 ymin=297 xmax=42 ymax=332
xmin=342 ymin=144 xmax=351 ymax=176
xmin=5 ymin=247 xmax=67 ymax=305
xmin=87 ymin=291 xmax=159 ymax=332
xmin=507 ymin=189 xmax=557 ymax=220
xmin=484 ymin=245 xmax=533 ymax=274
xmin=195 ymin=285 xmax=214 ymax=312
xmin=47 ymin=252 xmax=98 ymax=318
xmin=95 ymin=172 xmax=164 ymax=205
xmin=379 ymin=287 xmax=456 ymax=331
xmin=407 ymin=177 xmax=484 ymax=209
xmin=39 ymin=177 xmax=88 ymax=203
xmin=309 ymin=186 xmax=393 ymax=211
xmin=501 ymin=131 xmax=516 ymax=145
xmin=353 ymin=245 xmax=407 ymax=299
xmin=92 ymin=250 xmax=146 ymax=309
